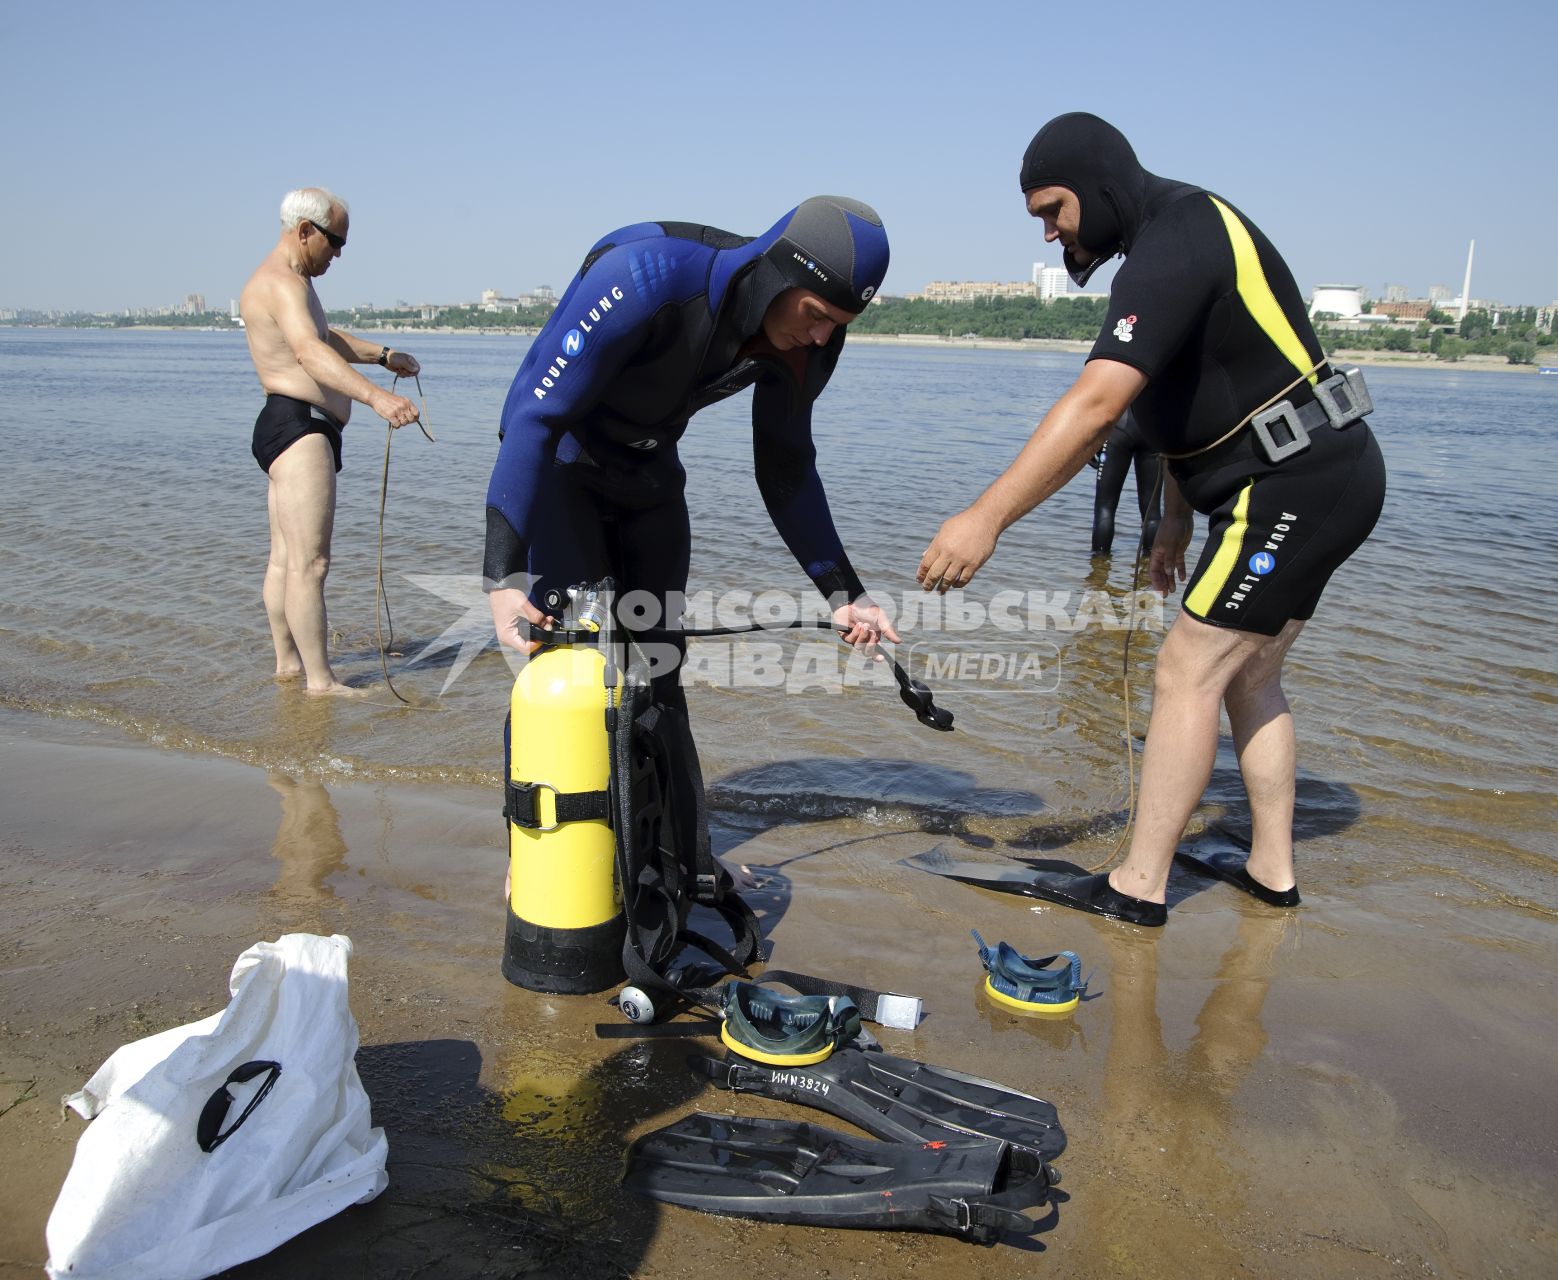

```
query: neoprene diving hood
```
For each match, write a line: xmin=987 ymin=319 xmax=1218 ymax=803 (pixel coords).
xmin=752 ymin=196 xmax=890 ymax=316
xmin=1019 ymin=112 xmax=1148 ymax=287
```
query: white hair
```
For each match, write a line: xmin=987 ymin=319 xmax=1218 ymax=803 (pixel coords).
xmin=279 ymin=187 xmax=348 ymax=231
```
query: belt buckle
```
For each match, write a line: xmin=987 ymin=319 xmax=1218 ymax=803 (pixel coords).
xmin=1250 ymin=400 xmax=1311 ymax=463
xmin=506 ymin=780 xmax=561 ymax=831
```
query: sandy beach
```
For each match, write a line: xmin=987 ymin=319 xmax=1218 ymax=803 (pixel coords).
xmin=3 ymin=707 xmax=1554 ymax=1279
xmin=4 ymin=330 xmax=1556 ymax=1277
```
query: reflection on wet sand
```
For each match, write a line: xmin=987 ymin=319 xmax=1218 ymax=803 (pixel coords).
xmin=226 ymin=1038 xmax=676 ymax=1279
xmin=1092 ymin=912 xmax=1294 ymax=1269
xmin=263 ymin=685 xmax=348 ymax=916
xmin=267 ymin=773 xmax=346 ymax=909
xmin=486 ymin=1034 xmax=711 ymax=1267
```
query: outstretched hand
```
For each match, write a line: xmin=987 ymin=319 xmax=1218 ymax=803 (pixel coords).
xmin=917 ymin=508 xmax=999 ymax=593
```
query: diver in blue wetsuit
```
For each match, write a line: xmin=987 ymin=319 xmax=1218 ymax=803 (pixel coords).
xmin=484 ymin=196 xmax=899 ymax=686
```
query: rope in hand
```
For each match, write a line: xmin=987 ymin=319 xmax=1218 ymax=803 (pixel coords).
xmin=375 ymin=372 xmax=435 ymax=705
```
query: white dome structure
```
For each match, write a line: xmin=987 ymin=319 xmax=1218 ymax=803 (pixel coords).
xmin=1309 ymin=284 xmax=1365 ymax=319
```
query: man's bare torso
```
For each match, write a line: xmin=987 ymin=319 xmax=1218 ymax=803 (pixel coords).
xmin=240 ymin=255 xmax=353 ymax=425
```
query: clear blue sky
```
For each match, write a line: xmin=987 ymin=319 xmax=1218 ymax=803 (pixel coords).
xmin=5 ymin=0 xmax=1553 ymax=312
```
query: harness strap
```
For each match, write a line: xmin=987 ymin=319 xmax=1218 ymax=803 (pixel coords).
xmin=758 ymin=969 xmax=923 ymax=1030
xmin=1161 ymin=357 xmax=1329 ymax=461
xmin=927 ymin=1194 xmax=1038 ymax=1242
xmin=503 ymin=779 xmax=610 ymax=831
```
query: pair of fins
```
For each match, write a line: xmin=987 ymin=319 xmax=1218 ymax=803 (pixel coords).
xmin=905 ymin=841 xmax=1302 ymax=927
xmin=622 ymin=1045 xmax=1063 ymax=1243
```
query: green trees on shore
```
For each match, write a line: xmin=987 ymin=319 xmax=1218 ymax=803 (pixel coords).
xmin=849 ymin=296 xmax=1109 ymax=340
xmin=24 ymin=311 xmax=242 ymax=329
xmin=10 ymin=299 xmax=1554 ymax=367
xmin=1318 ymin=309 xmax=1555 ymax=364
xmin=324 ymin=304 xmax=556 ymax=331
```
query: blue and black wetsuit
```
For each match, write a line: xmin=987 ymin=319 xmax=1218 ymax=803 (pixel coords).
xmin=484 ymin=197 xmax=889 ymax=694
xmin=1023 ymin=114 xmax=1386 ymax=634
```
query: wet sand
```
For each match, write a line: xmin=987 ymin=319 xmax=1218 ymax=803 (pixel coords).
xmin=2 ymin=707 xmax=1555 ymax=1279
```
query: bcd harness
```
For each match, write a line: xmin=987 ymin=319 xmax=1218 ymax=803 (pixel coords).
xmin=506 ymin=589 xmax=926 ymax=1029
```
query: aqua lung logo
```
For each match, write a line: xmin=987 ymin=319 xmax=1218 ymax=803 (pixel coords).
xmin=791 ymin=250 xmax=831 ymax=289
xmin=1225 ymin=513 xmax=1298 ymax=611
xmin=861 ymin=285 xmax=876 ymax=302
xmin=533 ymin=284 xmax=626 ymax=399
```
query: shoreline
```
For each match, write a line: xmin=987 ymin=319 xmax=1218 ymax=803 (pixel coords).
xmin=3 ymin=707 xmax=1555 ymax=1277
xmin=7 ymin=324 xmax=1548 ymax=371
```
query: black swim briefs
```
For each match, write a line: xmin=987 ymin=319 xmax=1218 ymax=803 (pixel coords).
xmin=252 ymin=393 xmax=344 ymax=474
xmin=1179 ymin=421 xmax=1386 ymax=636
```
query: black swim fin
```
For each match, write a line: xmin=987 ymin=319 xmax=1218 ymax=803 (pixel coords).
xmin=622 ymin=1111 xmax=1052 ymax=1244
xmin=691 ymin=1044 xmax=1065 ymax=1160
xmin=904 ymin=845 xmax=1166 ymax=927
xmin=1173 ymin=847 xmax=1301 ymax=907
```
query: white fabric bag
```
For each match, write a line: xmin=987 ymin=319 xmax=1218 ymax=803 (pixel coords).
xmin=46 ymin=933 xmax=389 ymax=1280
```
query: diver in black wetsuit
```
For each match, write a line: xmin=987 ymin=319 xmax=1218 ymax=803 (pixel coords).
xmin=919 ymin=113 xmax=1385 ymax=926
xmin=1090 ymin=409 xmax=1161 ymax=557
xmin=484 ymin=196 xmax=899 ymax=692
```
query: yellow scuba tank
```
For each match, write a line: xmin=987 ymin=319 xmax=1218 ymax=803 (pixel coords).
xmin=502 ymin=619 xmax=625 ymax=994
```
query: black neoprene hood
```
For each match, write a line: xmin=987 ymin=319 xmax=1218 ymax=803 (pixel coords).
xmin=1020 ymin=113 xmax=1148 ymax=286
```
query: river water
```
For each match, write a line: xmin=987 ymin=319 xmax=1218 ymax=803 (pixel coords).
xmin=0 ymin=328 xmax=1553 ymax=906
xmin=5 ymin=327 xmax=1558 ymax=1276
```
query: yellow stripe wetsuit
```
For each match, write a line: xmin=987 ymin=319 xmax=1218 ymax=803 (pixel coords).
xmin=1088 ymin=190 xmax=1386 ymax=635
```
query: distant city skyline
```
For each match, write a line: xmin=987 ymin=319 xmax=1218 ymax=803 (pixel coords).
xmin=8 ymin=263 xmax=1547 ymax=322
xmin=4 ymin=2 xmax=1554 ymax=313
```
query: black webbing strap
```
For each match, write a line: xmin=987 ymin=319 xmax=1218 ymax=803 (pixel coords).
xmin=758 ymin=969 xmax=922 ymax=1030
xmin=927 ymin=1193 xmax=1040 ymax=1243
xmin=503 ymin=779 xmax=610 ymax=831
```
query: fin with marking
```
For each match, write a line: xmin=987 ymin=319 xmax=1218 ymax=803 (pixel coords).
xmin=691 ymin=1044 xmax=1065 ymax=1160
xmin=622 ymin=1111 xmax=1053 ymax=1243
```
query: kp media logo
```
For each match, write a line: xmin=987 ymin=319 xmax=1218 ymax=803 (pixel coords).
xmin=563 ymin=328 xmax=585 ymax=357
xmin=904 ymin=639 xmax=1061 ymax=697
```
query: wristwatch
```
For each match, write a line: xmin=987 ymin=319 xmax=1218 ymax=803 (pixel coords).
xmin=377 ymin=346 xmax=390 ymax=367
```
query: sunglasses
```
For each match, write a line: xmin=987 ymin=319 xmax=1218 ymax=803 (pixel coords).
xmin=308 ymin=220 xmax=346 ymax=251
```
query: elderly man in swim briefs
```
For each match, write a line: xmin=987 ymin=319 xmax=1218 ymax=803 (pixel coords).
xmin=241 ymin=187 xmax=421 ymax=696
xmin=920 ymin=114 xmax=1386 ymax=926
